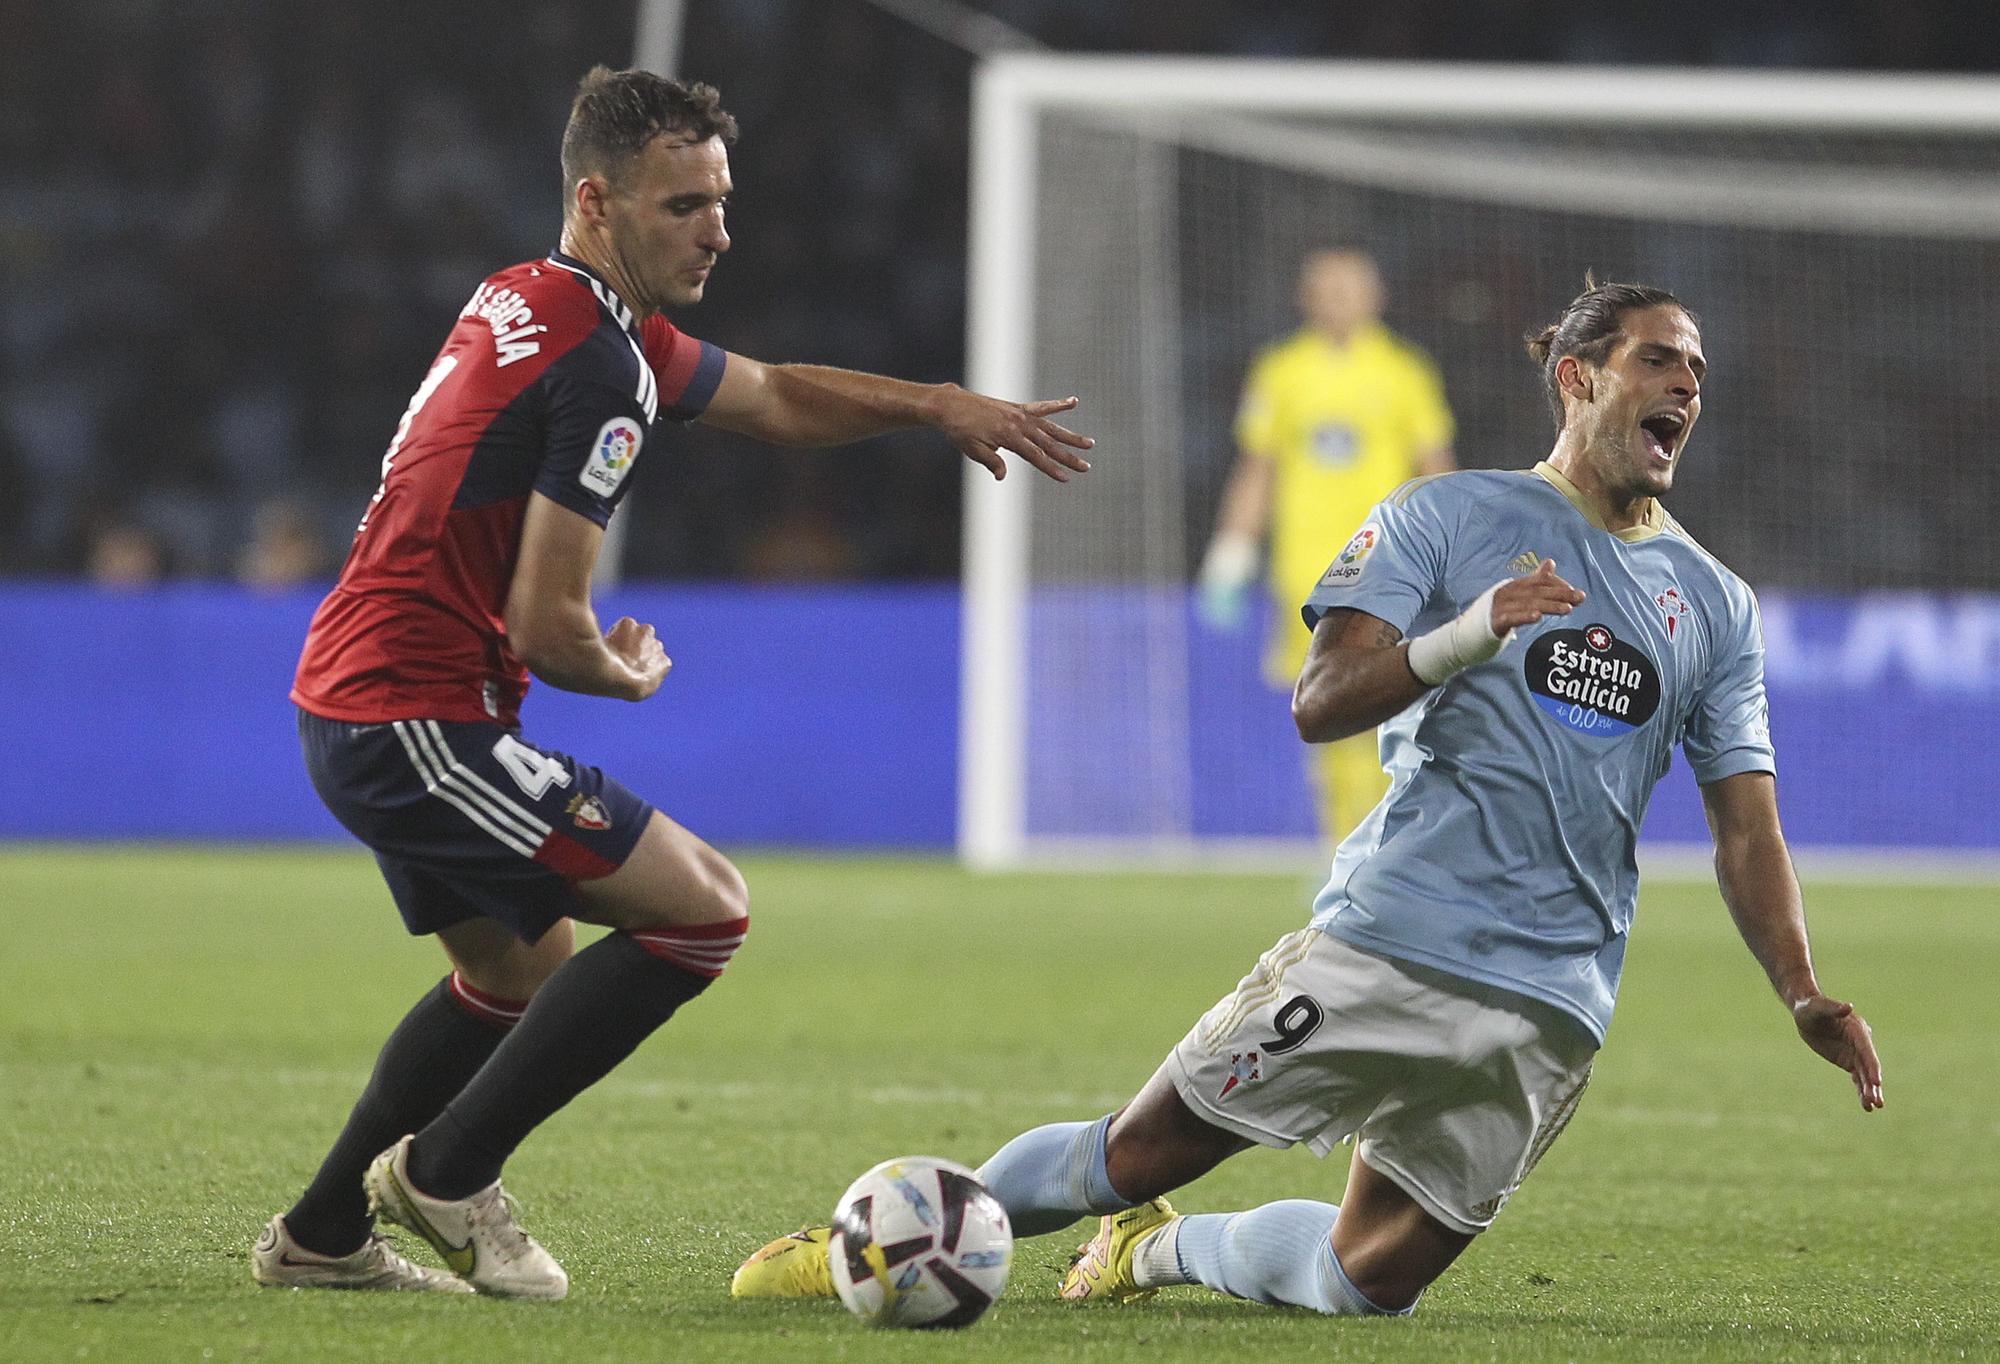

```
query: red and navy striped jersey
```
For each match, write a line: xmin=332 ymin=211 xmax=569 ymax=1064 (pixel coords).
xmin=292 ymin=252 xmax=724 ymax=727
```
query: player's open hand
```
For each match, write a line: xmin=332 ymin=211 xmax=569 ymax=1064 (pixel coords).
xmin=936 ymin=388 xmax=1094 ymax=483
xmin=1792 ymin=993 xmax=1884 ymax=1112
xmin=605 ymin=616 xmax=671 ymax=702
xmin=1489 ymin=558 xmax=1586 ymax=633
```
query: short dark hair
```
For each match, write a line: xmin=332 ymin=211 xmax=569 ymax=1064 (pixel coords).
xmin=1526 ymin=275 xmax=1695 ymax=428
xmin=560 ymin=66 xmax=737 ymax=197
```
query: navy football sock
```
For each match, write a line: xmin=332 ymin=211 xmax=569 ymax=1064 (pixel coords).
xmin=407 ymin=932 xmax=714 ymax=1199
xmin=284 ymin=977 xmax=511 ymax=1256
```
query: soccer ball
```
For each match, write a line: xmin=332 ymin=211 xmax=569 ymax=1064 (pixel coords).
xmin=828 ymin=1156 xmax=1013 ymax=1329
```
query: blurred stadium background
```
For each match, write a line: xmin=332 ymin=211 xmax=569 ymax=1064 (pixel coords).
xmin=1 ymin=0 xmax=1996 ymax=862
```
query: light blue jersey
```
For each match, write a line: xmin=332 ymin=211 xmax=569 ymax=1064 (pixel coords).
xmin=1303 ymin=462 xmax=1774 ymax=1044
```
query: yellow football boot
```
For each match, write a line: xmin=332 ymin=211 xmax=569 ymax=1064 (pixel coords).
xmin=729 ymin=1225 xmax=835 ymax=1299
xmin=1059 ymin=1198 xmax=1178 ymax=1304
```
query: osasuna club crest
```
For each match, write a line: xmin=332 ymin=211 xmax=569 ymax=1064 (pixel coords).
xmin=1525 ymin=624 xmax=1661 ymax=738
xmin=566 ymin=794 xmax=612 ymax=831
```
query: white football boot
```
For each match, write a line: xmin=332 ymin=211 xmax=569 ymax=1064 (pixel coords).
xmin=363 ymin=1135 xmax=569 ymax=1301
xmin=250 ymin=1214 xmax=473 ymax=1293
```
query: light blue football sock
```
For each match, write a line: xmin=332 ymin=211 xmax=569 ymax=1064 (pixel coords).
xmin=1167 ymin=1200 xmax=1413 ymax=1315
xmin=975 ymin=1115 xmax=1131 ymax=1237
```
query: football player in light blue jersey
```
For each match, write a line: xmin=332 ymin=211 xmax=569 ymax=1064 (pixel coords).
xmin=1302 ymin=404 xmax=1775 ymax=1044
xmin=730 ymin=281 xmax=1884 ymax=1321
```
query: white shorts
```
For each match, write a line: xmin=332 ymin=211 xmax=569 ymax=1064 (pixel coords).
xmin=1164 ymin=928 xmax=1596 ymax=1235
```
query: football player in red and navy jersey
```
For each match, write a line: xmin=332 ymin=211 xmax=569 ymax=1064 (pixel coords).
xmin=253 ymin=67 xmax=1094 ymax=1300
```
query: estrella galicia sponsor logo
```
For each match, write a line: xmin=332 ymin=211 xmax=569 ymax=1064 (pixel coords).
xmin=1526 ymin=624 xmax=1661 ymax=737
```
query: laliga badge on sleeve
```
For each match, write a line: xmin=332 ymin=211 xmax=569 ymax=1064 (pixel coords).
xmin=581 ymin=417 xmax=644 ymax=496
xmin=1319 ymin=521 xmax=1382 ymax=586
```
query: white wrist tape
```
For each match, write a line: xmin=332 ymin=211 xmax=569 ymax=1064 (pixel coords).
xmin=1405 ymin=579 xmax=1514 ymax=686
xmin=1198 ymin=531 xmax=1259 ymax=594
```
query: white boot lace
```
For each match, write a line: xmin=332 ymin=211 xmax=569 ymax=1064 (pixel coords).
xmin=468 ymin=1186 xmax=538 ymax=1267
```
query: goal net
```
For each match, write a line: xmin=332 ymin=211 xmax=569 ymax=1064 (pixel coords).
xmin=960 ymin=58 xmax=2000 ymax=869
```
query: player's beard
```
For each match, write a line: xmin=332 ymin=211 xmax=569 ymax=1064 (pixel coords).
xmin=1574 ymin=423 xmax=1671 ymax=513
xmin=1615 ymin=429 xmax=1675 ymax=501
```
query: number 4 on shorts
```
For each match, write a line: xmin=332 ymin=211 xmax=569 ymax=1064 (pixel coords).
xmin=492 ymin=733 xmax=572 ymax=800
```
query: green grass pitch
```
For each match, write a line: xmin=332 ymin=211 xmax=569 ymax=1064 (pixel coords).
xmin=2 ymin=845 xmax=1994 ymax=1361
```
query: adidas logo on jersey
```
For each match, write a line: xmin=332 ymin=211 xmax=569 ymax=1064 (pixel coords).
xmin=1508 ymin=551 xmax=1542 ymax=575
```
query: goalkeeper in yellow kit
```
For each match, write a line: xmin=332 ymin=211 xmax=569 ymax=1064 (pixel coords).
xmin=1200 ymin=247 xmax=1455 ymax=847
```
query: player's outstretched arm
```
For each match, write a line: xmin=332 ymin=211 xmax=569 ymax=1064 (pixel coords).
xmin=505 ymin=493 xmax=672 ymax=702
xmin=698 ymin=352 xmax=1093 ymax=481
xmin=1700 ymin=771 xmax=1884 ymax=1112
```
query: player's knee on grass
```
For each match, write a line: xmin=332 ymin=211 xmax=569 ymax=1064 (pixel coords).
xmin=1333 ymin=1246 xmax=1430 ymax=1314
xmin=1330 ymin=1161 xmax=1474 ymax=1311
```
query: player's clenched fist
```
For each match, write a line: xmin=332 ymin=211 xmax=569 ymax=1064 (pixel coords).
xmin=604 ymin=616 xmax=671 ymax=700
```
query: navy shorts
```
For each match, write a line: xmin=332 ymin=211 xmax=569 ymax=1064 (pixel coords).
xmin=300 ymin=709 xmax=655 ymax=943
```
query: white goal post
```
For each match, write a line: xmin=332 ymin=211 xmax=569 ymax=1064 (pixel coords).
xmin=958 ymin=56 xmax=2000 ymax=871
